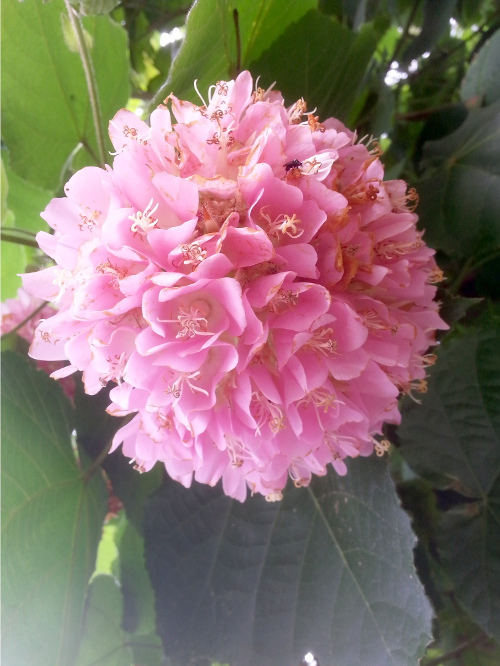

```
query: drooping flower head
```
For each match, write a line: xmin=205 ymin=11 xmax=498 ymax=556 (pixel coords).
xmin=24 ymin=72 xmax=447 ymax=500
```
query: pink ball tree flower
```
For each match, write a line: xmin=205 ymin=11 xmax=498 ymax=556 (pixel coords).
xmin=23 ymin=72 xmax=447 ymax=501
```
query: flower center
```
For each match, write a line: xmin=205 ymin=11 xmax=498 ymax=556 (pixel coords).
xmin=160 ymin=301 xmax=213 ymax=339
xmin=99 ymin=352 xmax=128 ymax=387
xmin=251 ymin=391 xmax=285 ymax=435
xmin=129 ymin=199 xmax=159 ymax=235
xmin=259 ymin=206 xmax=303 ymax=241
xmin=303 ymin=327 xmax=338 ymax=357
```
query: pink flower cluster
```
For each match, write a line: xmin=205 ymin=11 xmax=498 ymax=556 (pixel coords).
xmin=24 ymin=72 xmax=446 ymax=500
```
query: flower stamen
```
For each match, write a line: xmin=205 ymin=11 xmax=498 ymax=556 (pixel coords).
xmin=160 ymin=304 xmax=214 ymax=339
xmin=129 ymin=199 xmax=159 ymax=235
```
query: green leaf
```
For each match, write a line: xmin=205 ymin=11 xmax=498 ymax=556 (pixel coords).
xmin=2 ymin=0 xmax=130 ymax=190
xmin=4 ymin=159 xmax=52 ymax=237
xmin=400 ymin=0 xmax=457 ymax=66
xmin=398 ymin=320 xmax=500 ymax=640
xmin=1 ymin=159 xmax=14 ymax=227
xmin=249 ymin=11 xmax=380 ymax=121
xmin=438 ymin=480 xmax=500 ymax=643
xmin=417 ymin=101 xmax=500 ymax=259
xmin=76 ymin=575 xmax=132 ymax=666
xmin=145 ymin=459 xmax=432 ymax=666
xmin=461 ymin=29 xmax=500 ymax=107
xmin=437 ymin=293 xmax=483 ymax=327
xmin=71 ymin=0 xmax=121 ymax=15
xmin=1 ymin=159 xmax=26 ymax=300
xmin=119 ymin=521 xmax=157 ymax=635
xmin=0 ymin=239 xmax=25 ymax=300
xmin=1 ymin=351 xmax=108 ymax=666
xmin=76 ymin=574 xmax=162 ymax=666
xmin=161 ymin=0 xmax=317 ymax=104
xmin=93 ymin=512 xmax=126 ymax=578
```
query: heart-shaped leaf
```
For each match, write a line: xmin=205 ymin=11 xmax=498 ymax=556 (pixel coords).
xmin=399 ymin=317 xmax=500 ymax=640
xmin=145 ymin=458 xmax=432 ymax=666
xmin=417 ymin=101 xmax=500 ymax=260
xmin=161 ymin=0 xmax=317 ymax=104
xmin=1 ymin=352 xmax=107 ymax=666
xmin=2 ymin=0 xmax=129 ymax=189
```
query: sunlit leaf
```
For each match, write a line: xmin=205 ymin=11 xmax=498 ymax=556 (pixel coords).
xmin=0 ymin=239 xmax=25 ymax=300
xmin=1 ymin=159 xmax=26 ymax=300
xmin=76 ymin=574 xmax=162 ymax=666
xmin=1 ymin=352 xmax=107 ymax=666
xmin=250 ymin=10 xmax=379 ymax=121
xmin=145 ymin=459 xmax=432 ymax=666
xmin=119 ymin=521 xmax=157 ymax=635
xmin=161 ymin=0 xmax=317 ymax=104
xmin=4 ymin=159 xmax=52 ymax=237
xmin=71 ymin=0 xmax=121 ymax=15
xmin=2 ymin=0 xmax=129 ymax=189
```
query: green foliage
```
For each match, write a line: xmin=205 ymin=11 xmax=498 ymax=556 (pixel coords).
xmin=1 ymin=352 xmax=107 ymax=665
xmin=1 ymin=160 xmax=25 ymax=300
xmin=72 ymin=0 xmax=121 ymax=15
xmin=3 ymin=159 xmax=52 ymax=237
xmin=119 ymin=520 xmax=157 ymax=635
xmin=400 ymin=0 xmax=458 ymax=66
xmin=399 ymin=315 xmax=500 ymax=641
xmin=75 ymin=574 xmax=162 ymax=666
xmin=2 ymin=0 xmax=129 ymax=190
xmin=251 ymin=11 xmax=380 ymax=122
xmin=145 ymin=460 xmax=432 ymax=666
xmin=462 ymin=29 xmax=500 ymax=105
xmin=158 ymin=0 xmax=317 ymax=105
xmin=418 ymin=102 xmax=500 ymax=260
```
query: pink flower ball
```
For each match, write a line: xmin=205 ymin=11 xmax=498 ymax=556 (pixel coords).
xmin=24 ymin=72 xmax=447 ymax=500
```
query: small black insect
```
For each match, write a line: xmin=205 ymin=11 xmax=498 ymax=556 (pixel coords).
xmin=283 ymin=159 xmax=302 ymax=172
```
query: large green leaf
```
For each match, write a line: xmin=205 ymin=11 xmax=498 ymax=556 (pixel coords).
xmin=75 ymin=574 xmax=162 ymax=666
xmin=400 ymin=0 xmax=457 ymax=66
xmin=398 ymin=319 xmax=500 ymax=640
xmin=71 ymin=0 xmax=121 ymax=15
xmin=119 ymin=521 xmax=157 ymax=635
xmin=461 ymin=29 xmax=500 ymax=107
xmin=2 ymin=0 xmax=129 ymax=190
xmin=1 ymin=159 xmax=26 ymax=300
xmin=0 ymin=237 xmax=26 ymax=300
xmin=145 ymin=459 xmax=432 ymax=666
xmin=249 ymin=11 xmax=380 ymax=121
xmin=4 ymin=159 xmax=52 ymax=237
xmin=159 ymin=0 xmax=317 ymax=104
xmin=1 ymin=352 xmax=108 ymax=666
xmin=417 ymin=101 xmax=500 ymax=259
xmin=438 ymin=476 xmax=500 ymax=643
